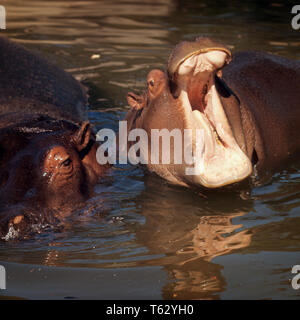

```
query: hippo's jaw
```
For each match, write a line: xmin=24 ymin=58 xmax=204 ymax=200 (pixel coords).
xmin=173 ymin=49 xmax=252 ymax=188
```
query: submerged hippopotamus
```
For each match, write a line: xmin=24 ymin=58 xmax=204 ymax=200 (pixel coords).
xmin=125 ymin=37 xmax=300 ymax=189
xmin=0 ymin=36 xmax=106 ymax=239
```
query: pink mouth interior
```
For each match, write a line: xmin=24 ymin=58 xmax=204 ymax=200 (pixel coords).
xmin=173 ymin=50 xmax=253 ymax=188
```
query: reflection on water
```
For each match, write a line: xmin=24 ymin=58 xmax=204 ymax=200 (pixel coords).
xmin=0 ymin=0 xmax=300 ymax=299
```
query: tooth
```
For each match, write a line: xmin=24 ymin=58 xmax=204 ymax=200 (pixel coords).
xmin=214 ymin=129 xmax=223 ymax=146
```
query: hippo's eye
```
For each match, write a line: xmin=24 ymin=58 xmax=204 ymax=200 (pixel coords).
xmin=62 ymin=158 xmax=72 ymax=167
xmin=148 ymin=79 xmax=154 ymax=87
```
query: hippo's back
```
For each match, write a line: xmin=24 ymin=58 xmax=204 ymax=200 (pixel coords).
xmin=0 ymin=36 xmax=87 ymax=124
xmin=223 ymin=51 xmax=300 ymax=167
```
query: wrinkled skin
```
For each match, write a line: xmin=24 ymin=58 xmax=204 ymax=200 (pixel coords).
xmin=0 ymin=37 xmax=106 ymax=240
xmin=125 ymin=37 xmax=300 ymax=189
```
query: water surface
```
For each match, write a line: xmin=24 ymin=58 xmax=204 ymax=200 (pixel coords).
xmin=0 ymin=0 xmax=300 ymax=299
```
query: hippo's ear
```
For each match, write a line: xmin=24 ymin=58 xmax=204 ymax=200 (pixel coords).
xmin=127 ymin=92 xmax=144 ymax=110
xmin=72 ymin=121 xmax=91 ymax=152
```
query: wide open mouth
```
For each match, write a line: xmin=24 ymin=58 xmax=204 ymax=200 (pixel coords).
xmin=168 ymin=41 xmax=252 ymax=188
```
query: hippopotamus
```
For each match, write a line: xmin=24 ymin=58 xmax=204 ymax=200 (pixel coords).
xmin=125 ymin=37 xmax=300 ymax=189
xmin=0 ymin=36 xmax=106 ymax=240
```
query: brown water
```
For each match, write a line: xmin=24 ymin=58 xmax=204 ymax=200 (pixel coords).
xmin=0 ymin=0 xmax=300 ymax=299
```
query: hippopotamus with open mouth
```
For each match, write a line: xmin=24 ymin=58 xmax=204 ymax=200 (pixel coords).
xmin=0 ymin=36 xmax=107 ymax=240
xmin=125 ymin=37 xmax=300 ymax=189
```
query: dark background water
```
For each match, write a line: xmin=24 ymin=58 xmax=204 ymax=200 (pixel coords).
xmin=0 ymin=0 xmax=300 ymax=299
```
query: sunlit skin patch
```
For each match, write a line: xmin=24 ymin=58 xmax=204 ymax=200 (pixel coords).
xmin=13 ymin=215 xmax=23 ymax=225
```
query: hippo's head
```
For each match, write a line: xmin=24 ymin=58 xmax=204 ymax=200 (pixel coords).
xmin=0 ymin=115 xmax=106 ymax=228
xmin=125 ymin=37 xmax=252 ymax=189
